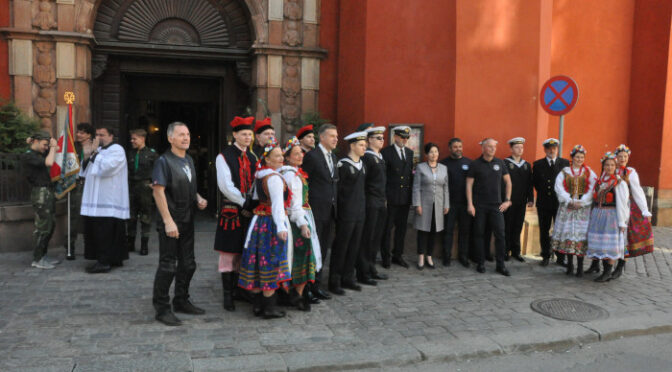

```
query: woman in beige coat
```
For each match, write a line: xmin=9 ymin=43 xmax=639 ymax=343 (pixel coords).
xmin=413 ymin=143 xmax=450 ymax=269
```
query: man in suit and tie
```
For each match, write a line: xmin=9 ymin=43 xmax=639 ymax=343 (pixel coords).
xmin=302 ymin=123 xmax=339 ymax=300
xmin=380 ymin=126 xmax=414 ymax=269
xmin=533 ymin=138 xmax=570 ymax=266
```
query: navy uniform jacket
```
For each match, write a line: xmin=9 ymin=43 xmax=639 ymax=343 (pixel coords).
xmin=381 ymin=145 xmax=414 ymax=206
xmin=504 ymin=157 xmax=534 ymax=205
xmin=533 ymin=157 xmax=570 ymax=210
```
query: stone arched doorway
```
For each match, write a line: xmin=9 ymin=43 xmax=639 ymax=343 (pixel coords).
xmin=91 ymin=0 xmax=256 ymax=205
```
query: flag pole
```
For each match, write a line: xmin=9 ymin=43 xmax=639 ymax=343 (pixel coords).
xmin=67 ymin=193 xmax=71 ymax=258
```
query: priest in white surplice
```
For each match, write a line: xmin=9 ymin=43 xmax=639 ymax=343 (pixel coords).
xmin=80 ymin=127 xmax=130 ymax=273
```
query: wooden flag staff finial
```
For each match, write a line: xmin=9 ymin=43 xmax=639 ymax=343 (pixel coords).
xmin=64 ymin=91 xmax=75 ymax=105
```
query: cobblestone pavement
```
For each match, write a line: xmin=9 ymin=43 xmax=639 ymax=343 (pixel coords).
xmin=1 ymin=224 xmax=671 ymax=371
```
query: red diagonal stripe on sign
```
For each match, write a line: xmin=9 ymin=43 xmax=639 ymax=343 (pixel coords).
xmin=548 ymin=84 xmax=571 ymax=107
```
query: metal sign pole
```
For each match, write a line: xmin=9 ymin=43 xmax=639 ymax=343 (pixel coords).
xmin=558 ymin=114 xmax=565 ymax=158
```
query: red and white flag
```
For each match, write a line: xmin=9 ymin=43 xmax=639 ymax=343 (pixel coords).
xmin=50 ymin=104 xmax=80 ymax=199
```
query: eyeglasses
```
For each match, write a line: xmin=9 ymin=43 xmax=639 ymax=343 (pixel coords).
xmin=372 ymin=136 xmax=384 ymax=141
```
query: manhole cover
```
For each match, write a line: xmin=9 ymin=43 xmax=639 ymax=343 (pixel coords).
xmin=530 ymin=298 xmax=609 ymax=322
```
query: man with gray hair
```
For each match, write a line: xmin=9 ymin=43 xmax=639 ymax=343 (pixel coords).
xmin=466 ymin=138 xmax=512 ymax=276
xmin=152 ymin=122 xmax=208 ymax=326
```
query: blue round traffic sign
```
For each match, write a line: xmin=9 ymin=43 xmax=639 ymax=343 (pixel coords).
xmin=540 ymin=76 xmax=579 ymax=116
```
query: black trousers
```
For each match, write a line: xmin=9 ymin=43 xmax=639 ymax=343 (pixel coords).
xmin=381 ymin=204 xmax=411 ymax=261
xmin=152 ymin=222 xmax=196 ymax=314
xmin=537 ymin=207 xmax=558 ymax=259
xmin=330 ymin=220 xmax=364 ymax=287
xmin=417 ymin=204 xmax=437 ymax=256
xmin=83 ymin=216 xmax=128 ymax=265
xmin=504 ymin=202 xmax=527 ymax=257
xmin=473 ymin=205 xmax=506 ymax=266
xmin=313 ymin=211 xmax=335 ymax=284
xmin=443 ymin=203 xmax=471 ymax=262
xmin=357 ymin=204 xmax=386 ymax=280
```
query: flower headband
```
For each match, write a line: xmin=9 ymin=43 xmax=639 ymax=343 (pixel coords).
xmin=570 ymin=144 xmax=586 ymax=157
xmin=262 ymin=136 xmax=279 ymax=158
xmin=283 ymin=136 xmax=301 ymax=155
xmin=614 ymin=144 xmax=631 ymax=155
xmin=600 ymin=151 xmax=617 ymax=163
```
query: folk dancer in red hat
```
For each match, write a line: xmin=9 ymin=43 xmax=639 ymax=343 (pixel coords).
xmin=213 ymin=116 xmax=258 ymax=311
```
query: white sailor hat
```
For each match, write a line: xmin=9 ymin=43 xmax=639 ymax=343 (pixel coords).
xmin=344 ymin=131 xmax=368 ymax=143
xmin=508 ymin=137 xmax=525 ymax=145
xmin=543 ymin=138 xmax=560 ymax=147
xmin=392 ymin=125 xmax=411 ymax=138
xmin=365 ymin=126 xmax=386 ymax=136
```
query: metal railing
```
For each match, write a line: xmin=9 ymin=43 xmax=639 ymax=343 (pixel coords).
xmin=0 ymin=153 xmax=31 ymax=205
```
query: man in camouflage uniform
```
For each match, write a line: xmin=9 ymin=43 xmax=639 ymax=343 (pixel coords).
xmin=127 ymin=128 xmax=159 ymax=255
xmin=23 ymin=130 xmax=59 ymax=269
xmin=65 ymin=122 xmax=95 ymax=260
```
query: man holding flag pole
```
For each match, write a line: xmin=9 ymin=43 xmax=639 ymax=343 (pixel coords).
xmin=50 ymin=92 xmax=81 ymax=261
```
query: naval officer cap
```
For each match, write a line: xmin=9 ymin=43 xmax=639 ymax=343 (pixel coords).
xmin=543 ymin=138 xmax=560 ymax=147
xmin=508 ymin=137 xmax=525 ymax=146
xmin=365 ymin=126 xmax=386 ymax=137
xmin=344 ymin=131 xmax=368 ymax=143
xmin=392 ymin=125 xmax=411 ymax=138
xmin=356 ymin=123 xmax=374 ymax=132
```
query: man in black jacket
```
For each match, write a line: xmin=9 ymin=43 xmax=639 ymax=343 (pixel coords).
xmin=380 ymin=126 xmax=414 ymax=269
xmin=302 ymin=123 xmax=339 ymax=300
xmin=357 ymin=126 xmax=389 ymax=285
xmin=503 ymin=137 xmax=534 ymax=262
xmin=440 ymin=138 xmax=472 ymax=267
xmin=532 ymin=138 xmax=570 ymax=266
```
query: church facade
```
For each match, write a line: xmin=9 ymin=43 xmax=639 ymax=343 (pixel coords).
xmin=1 ymin=0 xmax=672 ymax=225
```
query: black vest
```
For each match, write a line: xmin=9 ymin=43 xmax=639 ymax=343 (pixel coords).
xmin=337 ymin=158 xmax=366 ymax=222
xmin=161 ymin=151 xmax=197 ymax=225
xmin=220 ymin=144 xmax=257 ymax=200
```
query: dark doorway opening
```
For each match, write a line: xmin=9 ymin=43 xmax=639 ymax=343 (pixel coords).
xmin=124 ymin=74 xmax=221 ymax=210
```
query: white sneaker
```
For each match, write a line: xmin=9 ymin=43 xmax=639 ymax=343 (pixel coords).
xmin=44 ymin=256 xmax=62 ymax=265
xmin=31 ymin=258 xmax=55 ymax=269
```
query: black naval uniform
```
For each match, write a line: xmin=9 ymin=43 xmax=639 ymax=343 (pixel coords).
xmin=380 ymin=145 xmax=414 ymax=266
xmin=532 ymin=156 xmax=570 ymax=262
xmin=329 ymin=157 xmax=366 ymax=294
xmin=440 ymin=156 xmax=472 ymax=265
xmin=357 ymin=150 xmax=387 ymax=282
xmin=503 ymin=157 xmax=533 ymax=258
xmin=152 ymin=151 xmax=199 ymax=316
xmin=127 ymin=145 xmax=159 ymax=254
xmin=468 ymin=156 xmax=509 ymax=268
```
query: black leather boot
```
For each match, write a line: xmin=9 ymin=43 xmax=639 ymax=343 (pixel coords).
xmin=301 ymin=289 xmax=312 ymax=312
xmin=565 ymin=255 xmax=574 ymax=275
xmin=232 ymin=272 xmax=250 ymax=303
xmin=594 ymin=262 xmax=613 ymax=282
xmin=261 ymin=293 xmax=286 ymax=319
xmin=126 ymin=236 xmax=136 ymax=252
xmin=140 ymin=237 xmax=149 ymax=256
xmin=611 ymin=259 xmax=626 ymax=280
xmin=584 ymin=259 xmax=600 ymax=274
xmin=252 ymin=293 xmax=263 ymax=317
xmin=575 ymin=257 xmax=584 ymax=278
xmin=221 ymin=273 xmax=235 ymax=311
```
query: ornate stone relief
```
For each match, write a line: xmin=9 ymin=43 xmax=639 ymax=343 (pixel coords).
xmin=282 ymin=0 xmax=303 ymax=47
xmin=281 ymin=57 xmax=301 ymax=132
xmin=33 ymin=42 xmax=57 ymax=129
xmin=32 ymin=0 xmax=57 ymax=31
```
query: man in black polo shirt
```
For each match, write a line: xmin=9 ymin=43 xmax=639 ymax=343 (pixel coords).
xmin=440 ymin=138 xmax=472 ymax=267
xmin=466 ymin=138 xmax=512 ymax=276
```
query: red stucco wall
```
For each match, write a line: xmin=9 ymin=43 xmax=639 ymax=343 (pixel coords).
xmin=0 ymin=0 xmax=11 ymax=100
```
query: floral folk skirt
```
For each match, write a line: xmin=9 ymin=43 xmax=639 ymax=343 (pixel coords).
xmin=625 ymin=202 xmax=654 ymax=258
xmin=586 ymin=207 xmax=626 ymax=260
xmin=289 ymin=221 xmax=317 ymax=286
xmin=551 ymin=204 xmax=590 ymax=256
xmin=238 ymin=215 xmax=291 ymax=291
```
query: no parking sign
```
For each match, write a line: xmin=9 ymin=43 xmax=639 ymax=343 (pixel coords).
xmin=540 ymin=76 xmax=579 ymax=156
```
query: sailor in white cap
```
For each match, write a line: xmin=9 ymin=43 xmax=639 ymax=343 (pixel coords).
xmin=380 ymin=125 xmax=414 ymax=268
xmin=356 ymin=126 xmax=389 ymax=285
xmin=533 ymin=137 xmax=570 ymax=267
xmin=329 ymin=131 xmax=368 ymax=295
xmin=503 ymin=137 xmax=533 ymax=263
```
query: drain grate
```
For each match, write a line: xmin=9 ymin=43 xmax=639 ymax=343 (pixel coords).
xmin=530 ymin=298 xmax=609 ymax=322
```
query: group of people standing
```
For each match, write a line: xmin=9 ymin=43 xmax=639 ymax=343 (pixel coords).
xmin=22 ymin=117 xmax=655 ymax=328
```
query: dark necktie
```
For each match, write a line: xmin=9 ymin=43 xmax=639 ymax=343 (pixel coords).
xmin=550 ymin=159 xmax=555 ymax=168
